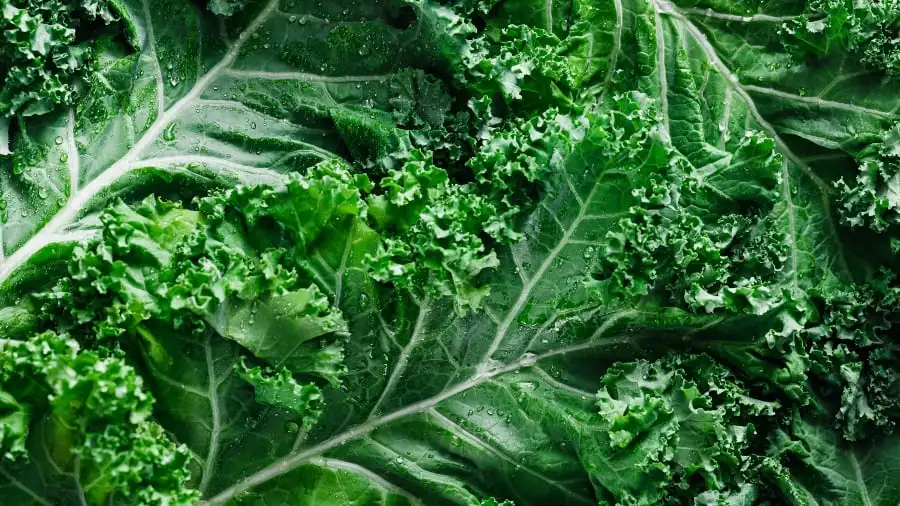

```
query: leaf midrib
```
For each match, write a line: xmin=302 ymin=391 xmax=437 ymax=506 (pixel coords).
xmin=850 ymin=451 xmax=875 ymax=506
xmin=0 ymin=0 xmax=281 ymax=286
xmin=309 ymin=457 xmax=424 ymax=504
xmin=428 ymin=409 xmax=595 ymax=505
xmin=0 ymin=465 xmax=53 ymax=506
xmin=201 ymin=328 xmax=644 ymax=505
xmin=141 ymin=0 xmax=166 ymax=123
xmin=743 ymin=84 xmax=897 ymax=119
xmin=652 ymin=0 xmax=852 ymax=283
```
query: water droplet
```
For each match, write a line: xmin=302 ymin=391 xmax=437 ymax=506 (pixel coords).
xmin=476 ymin=406 xmax=484 ymax=412
xmin=250 ymin=121 xmax=257 ymax=130
xmin=487 ymin=409 xmax=494 ymax=416
xmin=289 ymin=15 xmax=297 ymax=22
xmin=38 ymin=188 xmax=48 ymax=199
xmin=285 ymin=421 xmax=300 ymax=433
xmin=299 ymin=16 xmax=307 ymax=24
xmin=798 ymin=87 xmax=807 ymax=96
xmin=163 ymin=123 xmax=177 ymax=142
xmin=55 ymin=136 xmax=63 ymax=145
xmin=60 ymin=153 xmax=68 ymax=163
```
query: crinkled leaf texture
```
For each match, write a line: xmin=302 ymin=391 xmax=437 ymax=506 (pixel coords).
xmin=1 ymin=0 xmax=900 ymax=505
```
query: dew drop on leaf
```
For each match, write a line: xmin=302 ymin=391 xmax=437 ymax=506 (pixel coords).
xmin=163 ymin=124 xmax=177 ymax=142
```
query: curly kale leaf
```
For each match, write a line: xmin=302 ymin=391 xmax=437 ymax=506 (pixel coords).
xmin=0 ymin=0 xmax=119 ymax=153
xmin=34 ymin=160 xmax=369 ymax=433
xmin=0 ymin=330 xmax=197 ymax=505
xmin=592 ymin=122 xmax=786 ymax=314
xmin=367 ymin=149 xmax=504 ymax=311
xmin=782 ymin=0 xmax=900 ymax=75
xmin=592 ymin=354 xmax=780 ymax=505
xmin=836 ymin=123 xmax=900 ymax=232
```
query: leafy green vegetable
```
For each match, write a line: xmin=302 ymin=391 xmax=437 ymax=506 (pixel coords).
xmin=0 ymin=330 xmax=197 ymax=504
xmin=0 ymin=0 xmax=119 ymax=154
xmin=782 ymin=0 xmax=900 ymax=76
xmin=836 ymin=123 xmax=900 ymax=231
xmin=2 ymin=0 xmax=900 ymax=504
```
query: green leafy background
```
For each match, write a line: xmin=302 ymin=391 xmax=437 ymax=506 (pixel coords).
xmin=1 ymin=0 xmax=900 ymax=505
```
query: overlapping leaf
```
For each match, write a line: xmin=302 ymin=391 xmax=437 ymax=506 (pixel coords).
xmin=1 ymin=0 xmax=900 ymax=505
